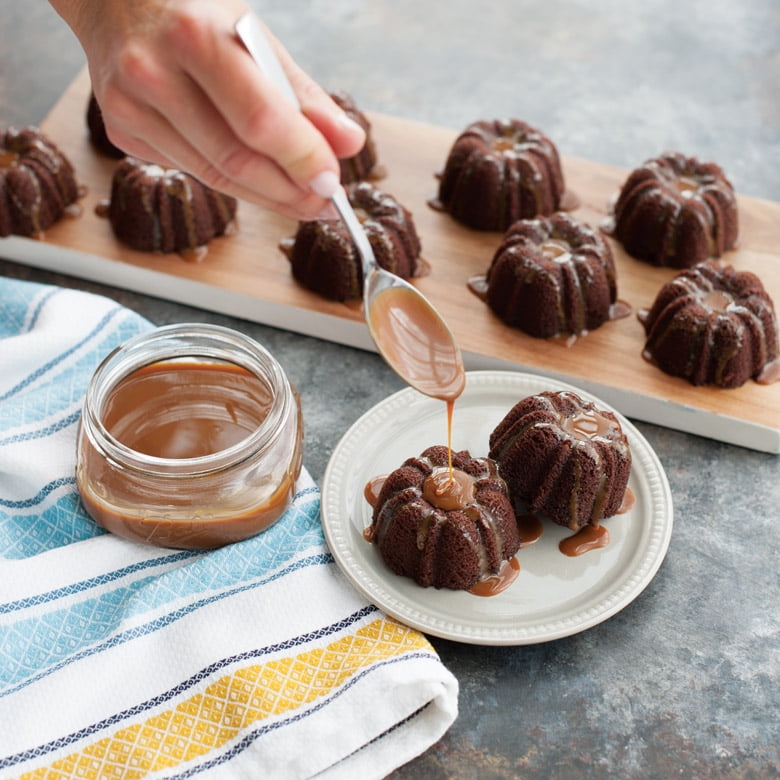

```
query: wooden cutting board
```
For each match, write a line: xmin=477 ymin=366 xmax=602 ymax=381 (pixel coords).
xmin=4 ymin=68 xmax=779 ymax=452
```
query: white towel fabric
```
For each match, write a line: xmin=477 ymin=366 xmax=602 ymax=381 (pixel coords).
xmin=0 ymin=277 xmax=457 ymax=779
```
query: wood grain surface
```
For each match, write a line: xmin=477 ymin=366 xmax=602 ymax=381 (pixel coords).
xmin=7 ymin=68 xmax=780 ymax=452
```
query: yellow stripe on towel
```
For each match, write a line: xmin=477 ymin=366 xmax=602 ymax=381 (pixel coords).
xmin=21 ymin=617 xmax=431 ymax=780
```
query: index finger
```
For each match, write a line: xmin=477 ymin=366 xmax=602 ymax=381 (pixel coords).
xmin=170 ymin=11 xmax=346 ymax=197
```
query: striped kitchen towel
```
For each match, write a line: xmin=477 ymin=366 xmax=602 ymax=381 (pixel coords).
xmin=0 ymin=277 xmax=458 ymax=779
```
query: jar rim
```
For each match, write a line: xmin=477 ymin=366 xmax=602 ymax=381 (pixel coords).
xmin=82 ymin=323 xmax=293 ymax=477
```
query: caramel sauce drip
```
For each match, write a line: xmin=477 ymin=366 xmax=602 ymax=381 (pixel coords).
xmin=516 ymin=513 xmax=544 ymax=548
xmin=64 ymin=202 xmax=83 ymax=219
xmin=561 ymin=408 xmax=614 ymax=440
xmin=363 ymin=474 xmax=386 ymax=510
xmin=179 ymin=246 xmax=209 ymax=263
xmin=609 ymin=300 xmax=632 ymax=322
xmin=618 ymin=487 xmax=636 ymax=514
xmin=0 ymin=149 xmax=18 ymax=166
xmin=676 ymin=174 xmax=700 ymax=196
xmin=701 ymin=289 xmax=733 ymax=312
xmin=540 ymin=238 xmax=571 ymax=261
xmin=467 ymin=274 xmax=488 ymax=301
xmin=559 ymin=523 xmax=610 ymax=557
xmin=757 ymin=357 xmax=780 ymax=385
xmin=446 ymin=398 xmax=455 ymax=479
xmin=421 ymin=467 xmax=476 ymax=511
xmin=492 ymin=138 xmax=517 ymax=154
xmin=558 ymin=486 xmax=633 ymax=556
xmin=469 ymin=557 xmax=520 ymax=597
xmin=557 ymin=488 xmax=632 ymax=557
xmin=559 ymin=190 xmax=581 ymax=211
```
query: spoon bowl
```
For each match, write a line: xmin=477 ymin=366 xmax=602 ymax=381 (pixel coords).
xmin=329 ymin=187 xmax=464 ymax=400
xmin=236 ymin=13 xmax=464 ymax=401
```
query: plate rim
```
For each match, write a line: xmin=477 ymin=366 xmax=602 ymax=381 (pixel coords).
xmin=321 ymin=369 xmax=674 ymax=645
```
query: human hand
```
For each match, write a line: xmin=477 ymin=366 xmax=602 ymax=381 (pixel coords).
xmin=49 ymin=0 xmax=366 ymax=219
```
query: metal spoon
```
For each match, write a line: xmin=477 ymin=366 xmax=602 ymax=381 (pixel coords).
xmin=235 ymin=13 xmax=464 ymax=402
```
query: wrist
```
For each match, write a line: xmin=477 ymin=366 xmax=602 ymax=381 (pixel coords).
xmin=48 ymin=0 xmax=100 ymax=42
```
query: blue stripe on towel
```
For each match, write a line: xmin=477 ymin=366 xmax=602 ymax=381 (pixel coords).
xmin=0 ymin=490 xmax=103 ymax=559
xmin=0 ymin=305 xmax=125 ymax=403
xmin=0 ymin=550 xmax=199 ymax=614
xmin=25 ymin=288 xmax=59 ymax=332
xmin=0 ymin=281 xmax=57 ymax=337
xmin=0 ymin=279 xmax=154 ymax=559
xmin=0 ymin=476 xmax=77 ymax=508
xmin=0 ymin=409 xmax=81 ymax=446
xmin=0 ymin=311 xmax=149 ymax=431
xmin=1 ymin=549 xmax=335 ymax=699
xmin=0 ymin=486 xmax=324 ymax=695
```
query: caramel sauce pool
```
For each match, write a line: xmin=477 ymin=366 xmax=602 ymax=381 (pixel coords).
xmin=469 ymin=557 xmax=520 ymax=597
xmin=78 ymin=361 xmax=301 ymax=548
xmin=421 ymin=467 xmax=475 ymax=510
xmin=558 ymin=487 xmax=635 ymax=557
xmin=102 ymin=362 xmax=266 ymax=458
xmin=559 ymin=523 xmax=610 ymax=557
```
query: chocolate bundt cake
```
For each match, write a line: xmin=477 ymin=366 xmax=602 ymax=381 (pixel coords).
xmin=366 ymin=446 xmax=520 ymax=591
xmin=331 ymin=91 xmax=381 ymax=183
xmin=0 ymin=126 xmax=80 ymax=238
xmin=610 ymin=152 xmax=738 ymax=268
xmin=639 ymin=261 xmax=779 ymax=388
xmin=434 ymin=119 xmax=566 ymax=232
xmin=489 ymin=391 xmax=632 ymax=532
xmin=86 ymin=91 xmax=124 ymax=158
xmin=480 ymin=212 xmax=624 ymax=339
xmin=106 ymin=157 xmax=237 ymax=255
xmin=282 ymin=181 xmax=421 ymax=301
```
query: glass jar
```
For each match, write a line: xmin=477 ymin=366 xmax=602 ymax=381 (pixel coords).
xmin=76 ymin=323 xmax=303 ymax=549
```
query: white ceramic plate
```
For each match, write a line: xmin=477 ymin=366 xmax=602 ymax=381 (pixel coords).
xmin=321 ymin=371 xmax=673 ymax=645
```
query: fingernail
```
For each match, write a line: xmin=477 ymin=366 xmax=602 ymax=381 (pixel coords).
xmin=309 ymin=170 xmax=340 ymax=198
xmin=337 ymin=112 xmax=365 ymax=135
xmin=317 ymin=203 xmax=339 ymax=220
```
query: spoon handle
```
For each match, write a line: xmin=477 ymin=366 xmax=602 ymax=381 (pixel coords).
xmin=235 ymin=14 xmax=300 ymax=109
xmin=330 ymin=188 xmax=378 ymax=277
xmin=235 ymin=12 xmax=378 ymax=279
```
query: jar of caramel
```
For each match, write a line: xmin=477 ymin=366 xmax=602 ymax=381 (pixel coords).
xmin=76 ymin=324 xmax=303 ymax=548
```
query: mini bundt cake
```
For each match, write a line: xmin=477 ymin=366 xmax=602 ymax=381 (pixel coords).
xmin=610 ymin=152 xmax=738 ymax=268
xmin=489 ymin=391 xmax=632 ymax=532
xmin=639 ymin=261 xmax=779 ymax=388
xmin=0 ymin=126 xmax=80 ymax=238
xmin=366 ymin=446 xmax=520 ymax=591
xmin=433 ymin=118 xmax=566 ymax=232
xmin=106 ymin=157 xmax=237 ymax=255
xmin=281 ymin=181 xmax=421 ymax=301
xmin=480 ymin=212 xmax=623 ymax=339
xmin=330 ymin=91 xmax=381 ymax=183
xmin=86 ymin=91 xmax=125 ymax=158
